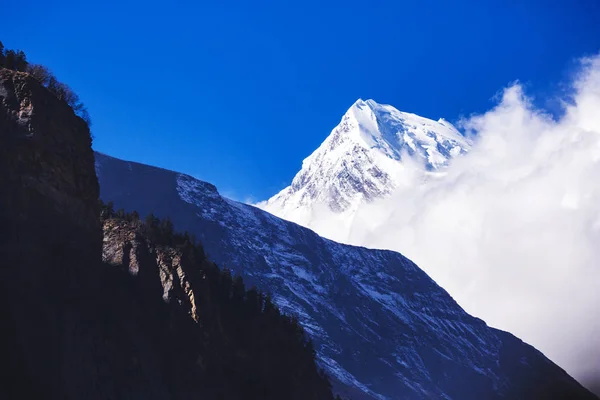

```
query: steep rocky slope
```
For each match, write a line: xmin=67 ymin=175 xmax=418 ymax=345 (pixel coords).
xmin=96 ymin=150 xmax=597 ymax=400
xmin=0 ymin=68 xmax=335 ymax=400
xmin=0 ymin=68 xmax=104 ymax=399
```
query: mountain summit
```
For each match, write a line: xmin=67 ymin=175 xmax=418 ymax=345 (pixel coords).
xmin=259 ymin=99 xmax=469 ymax=224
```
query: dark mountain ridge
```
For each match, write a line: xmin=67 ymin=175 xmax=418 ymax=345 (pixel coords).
xmin=0 ymin=67 xmax=335 ymax=400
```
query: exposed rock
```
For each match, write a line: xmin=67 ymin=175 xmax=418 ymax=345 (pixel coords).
xmin=102 ymin=219 xmax=200 ymax=321
xmin=0 ymin=68 xmax=100 ymax=251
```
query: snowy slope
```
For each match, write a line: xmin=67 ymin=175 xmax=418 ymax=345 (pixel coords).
xmin=258 ymin=99 xmax=470 ymax=230
xmin=95 ymin=151 xmax=595 ymax=400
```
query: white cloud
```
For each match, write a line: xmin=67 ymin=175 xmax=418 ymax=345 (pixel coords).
xmin=319 ymin=55 xmax=600 ymax=390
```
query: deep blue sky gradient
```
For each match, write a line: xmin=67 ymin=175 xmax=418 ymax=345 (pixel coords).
xmin=2 ymin=0 xmax=599 ymax=200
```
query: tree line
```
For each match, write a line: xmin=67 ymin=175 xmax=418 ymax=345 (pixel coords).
xmin=0 ymin=40 xmax=91 ymax=126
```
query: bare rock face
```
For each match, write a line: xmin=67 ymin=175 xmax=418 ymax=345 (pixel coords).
xmin=102 ymin=219 xmax=201 ymax=321
xmin=0 ymin=68 xmax=110 ymax=399
xmin=0 ymin=68 xmax=101 ymax=257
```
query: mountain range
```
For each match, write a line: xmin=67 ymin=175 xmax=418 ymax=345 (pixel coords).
xmin=96 ymin=148 xmax=595 ymax=399
xmin=257 ymin=95 xmax=600 ymax=395
xmin=2 ymin=49 xmax=597 ymax=400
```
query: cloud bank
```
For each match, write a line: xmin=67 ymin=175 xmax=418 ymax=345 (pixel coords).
xmin=322 ymin=55 xmax=600 ymax=391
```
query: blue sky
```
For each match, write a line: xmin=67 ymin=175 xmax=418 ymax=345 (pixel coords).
xmin=2 ymin=0 xmax=599 ymax=201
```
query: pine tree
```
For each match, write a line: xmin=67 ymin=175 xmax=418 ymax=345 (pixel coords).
xmin=263 ymin=293 xmax=280 ymax=317
xmin=159 ymin=217 xmax=174 ymax=243
xmin=0 ymin=41 xmax=5 ymax=67
xmin=246 ymin=287 xmax=261 ymax=314
xmin=99 ymin=200 xmax=115 ymax=220
xmin=4 ymin=49 xmax=16 ymax=70
xmin=15 ymin=50 xmax=27 ymax=71
xmin=232 ymin=275 xmax=245 ymax=303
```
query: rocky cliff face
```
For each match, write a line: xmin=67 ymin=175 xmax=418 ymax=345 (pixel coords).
xmin=102 ymin=218 xmax=201 ymax=322
xmin=0 ymin=68 xmax=100 ymax=252
xmin=0 ymin=68 xmax=106 ymax=399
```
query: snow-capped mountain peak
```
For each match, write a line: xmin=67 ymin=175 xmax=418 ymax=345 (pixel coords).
xmin=259 ymin=99 xmax=470 ymax=221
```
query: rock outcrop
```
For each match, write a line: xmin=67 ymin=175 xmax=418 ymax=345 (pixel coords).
xmin=102 ymin=218 xmax=201 ymax=321
xmin=0 ymin=68 xmax=100 ymax=252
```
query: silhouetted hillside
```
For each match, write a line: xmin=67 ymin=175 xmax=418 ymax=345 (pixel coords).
xmin=0 ymin=66 xmax=336 ymax=400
